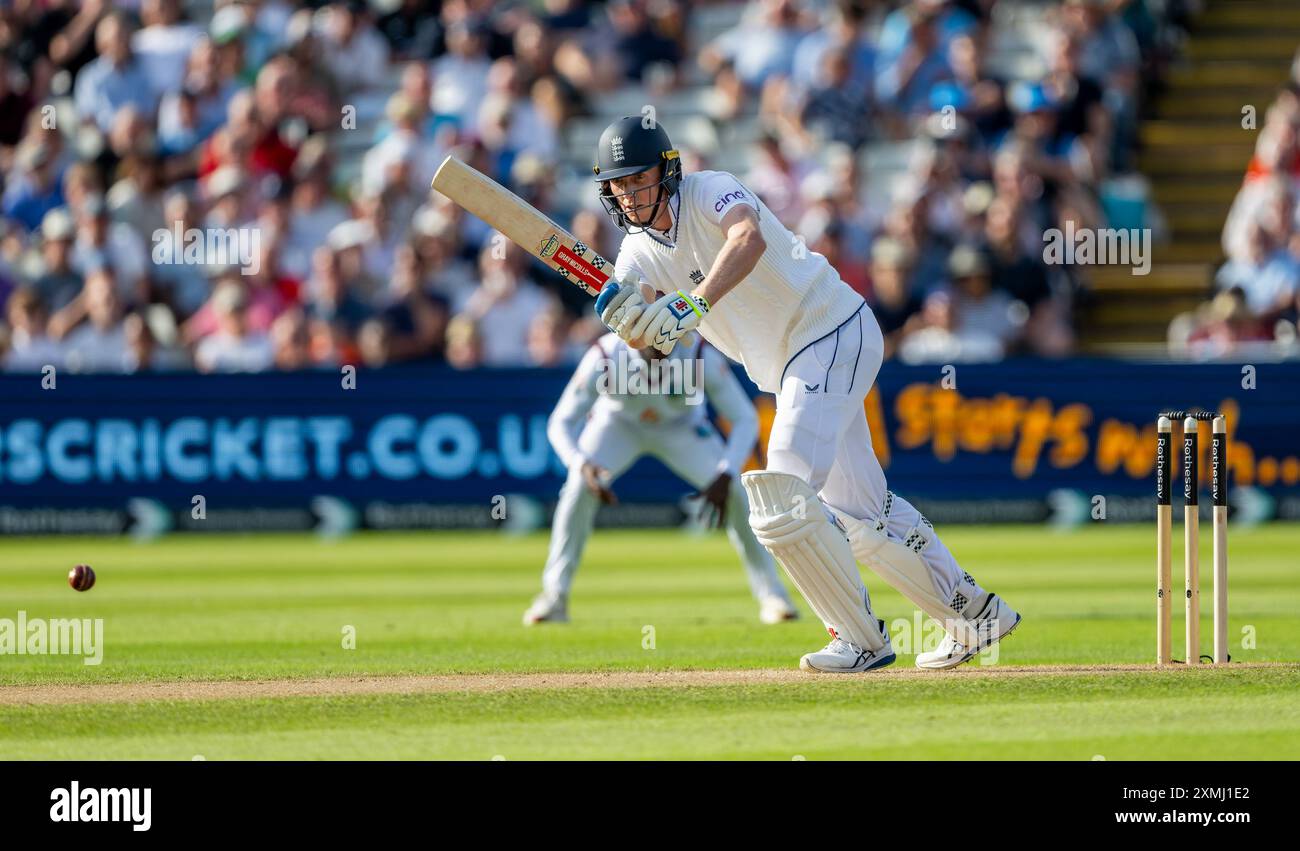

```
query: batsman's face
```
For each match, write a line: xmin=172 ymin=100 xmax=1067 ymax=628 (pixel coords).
xmin=608 ymin=167 xmax=662 ymax=223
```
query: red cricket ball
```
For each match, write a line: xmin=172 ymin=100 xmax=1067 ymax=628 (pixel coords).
xmin=68 ymin=564 xmax=96 ymax=592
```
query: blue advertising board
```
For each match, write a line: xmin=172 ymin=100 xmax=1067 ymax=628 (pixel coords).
xmin=1 ymin=359 xmax=1298 ymax=533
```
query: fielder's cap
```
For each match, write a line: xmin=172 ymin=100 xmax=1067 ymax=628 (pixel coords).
xmin=41 ymin=208 xmax=76 ymax=241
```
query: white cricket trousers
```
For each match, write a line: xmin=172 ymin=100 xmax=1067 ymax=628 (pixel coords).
xmin=764 ymin=304 xmax=970 ymax=613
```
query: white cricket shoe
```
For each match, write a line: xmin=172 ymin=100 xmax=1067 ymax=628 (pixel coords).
xmin=522 ymin=593 xmax=568 ymax=626
xmin=800 ymin=627 xmax=896 ymax=674
xmin=915 ymin=594 xmax=1021 ymax=669
xmin=759 ymin=595 xmax=799 ymax=624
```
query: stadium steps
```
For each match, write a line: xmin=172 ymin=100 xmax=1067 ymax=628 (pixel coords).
xmin=1078 ymin=0 xmax=1300 ymax=354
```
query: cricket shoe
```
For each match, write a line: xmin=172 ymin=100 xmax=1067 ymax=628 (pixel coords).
xmin=799 ymin=623 xmax=896 ymax=673
xmin=759 ymin=595 xmax=799 ymax=624
xmin=522 ymin=593 xmax=569 ymax=626
xmin=915 ymin=594 xmax=1021 ymax=670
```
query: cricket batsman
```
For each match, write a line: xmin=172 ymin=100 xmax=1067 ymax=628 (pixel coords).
xmin=591 ymin=116 xmax=1022 ymax=672
xmin=524 ymin=332 xmax=798 ymax=626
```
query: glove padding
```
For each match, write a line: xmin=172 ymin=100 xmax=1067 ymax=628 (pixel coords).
xmin=628 ymin=290 xmax=710 ymax=355
xmin=595 ymin=273 xmax=648 ymax=339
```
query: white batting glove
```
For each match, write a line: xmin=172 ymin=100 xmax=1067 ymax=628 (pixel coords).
xmin=628 ymin=290 xmax=710 ymax=355
xmin=595 ymin=273 xmax=646 ymax=338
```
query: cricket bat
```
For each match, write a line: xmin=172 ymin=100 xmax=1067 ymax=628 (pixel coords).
xmin=431 ymin=156 xmax=612 ymax=297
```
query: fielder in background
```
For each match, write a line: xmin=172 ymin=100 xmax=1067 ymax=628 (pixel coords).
xmin=592 ymin=116 xmax=1021 ymax=672
xmin=523 ymin=332 xmax=798 ymax=626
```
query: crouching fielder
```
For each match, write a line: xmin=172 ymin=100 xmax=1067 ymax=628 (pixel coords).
xmin=523 ymin=332 xmax=797 ymax=626
xmin=590 ymin=116 xmax=1021 ymax=672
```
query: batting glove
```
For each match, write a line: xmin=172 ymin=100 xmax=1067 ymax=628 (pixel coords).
xmin=594 ymin=273 xmax=645 ymax=337
xmin=628 ymin=290 xmax=710 ymax=355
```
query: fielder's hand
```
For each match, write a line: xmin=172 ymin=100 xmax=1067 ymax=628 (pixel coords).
xmin=580 ymin=461 xmax=618 ymax=505
xmin=628 ymin=290 xmax=710 ymax=355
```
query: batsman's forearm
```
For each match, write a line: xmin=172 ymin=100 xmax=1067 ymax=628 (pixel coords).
xmin=692 ymin=230 xmax=765 ymax=307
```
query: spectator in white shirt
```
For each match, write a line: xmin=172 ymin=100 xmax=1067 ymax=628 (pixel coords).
xmin=3 ymin=289 xmax=64 ymax=373
xmin=61 ymin=269 xmax=132 ymax=373
xmin=73 ymin=12 xmax=158 ymax=132
xmin=132 ymin=0 xmax=203 ymax=98
xmin=194 ymin=281 xmax=276 ymax=373
xmin=71 ymin=194 xmax=148 ymax=306
xmin=458 ymin=242 xmax=551 ymax=367
xmin=317 ymin=1 xmax=391 ymax=94
xmin=431 ymin=18 xmax=492 ymax=133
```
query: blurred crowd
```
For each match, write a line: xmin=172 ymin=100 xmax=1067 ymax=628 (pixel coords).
xmin=0 ymin=0 xmax=1185 ymax=374
xmin=1172 ymin=51 xmax=1300 ymax=359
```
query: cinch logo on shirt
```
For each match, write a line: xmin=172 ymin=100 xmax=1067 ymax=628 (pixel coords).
xmin=714 ymin=189 xmax=747 ymax=212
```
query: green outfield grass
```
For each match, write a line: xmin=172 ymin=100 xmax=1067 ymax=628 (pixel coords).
xmin=1 ymin=524 xmax=1298 ymax=759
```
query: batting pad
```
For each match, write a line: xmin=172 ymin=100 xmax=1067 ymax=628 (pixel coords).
xmin=832 ymin=508 xmax=980 ymax=646
xmin=742 ymin=471 xmax=886 ymax=652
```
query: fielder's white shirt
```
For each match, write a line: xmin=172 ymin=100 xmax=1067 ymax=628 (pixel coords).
xmin=547 ymin=333 xmax=758 ymax=478
xmin=613 ymin=170 xmax=865 ymax=392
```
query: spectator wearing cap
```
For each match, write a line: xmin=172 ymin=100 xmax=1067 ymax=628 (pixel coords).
xmin=410 ymin=204 xmax=476 ymax=309
xmin=2 ymin=141 xmax=65 ymax=232
xmin=317 ymin=1 xmax=392 ymax=94
xmin=59 ymin=268 xmax=132 ymax=373
xmin=326 ymin=218 xmax=383 ymax=306
xmin=73 ymin=12 xmax=157 ymax=133
xmin=3 ymin=289 xmax=64 ymax=373
xmin=202 ymin=165 xmax=252 ymax=228
xmin=700 ymin=0 xmax=808 ymax=92
xmin=458 ymin=242 xmax=551 ymax=367
xmin=1002 ymin=81 xmax=1091 ymax=188
xmin=132 ymin=0 xmax=204 ymax=99
xmin=32 ymin=209 xmax=84 ymax=313
xmin=194 ymin=280 xmax=275 ymax=373
xmin=876 ymin=2 xmax=954 ymax=117
xmin=865 ymin=237 xmax=923 ymax=358
xmin=71 ymin=194 xmax=149 ymax=306
xmin=946 ymin=244 xmax=1023 ymax=353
